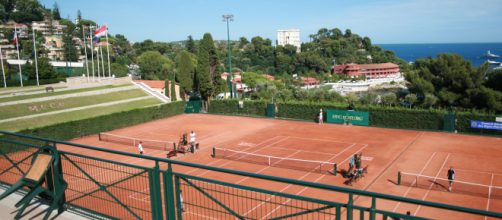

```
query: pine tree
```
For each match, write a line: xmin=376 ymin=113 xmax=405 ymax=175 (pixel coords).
xmin=165 ymin=78 xmax=169 ymax=98
xmin=186 ymin=35 xmax=196 ymax=54
xmin=177 ymin=51 xmax=194 ymax=100
xmin=195 ymin=33 xmax=214 ymax=102
xmin=52 ymin=3 xmax=61 ymax=20
xmin=170 ymin=72 xmax=177 ymax=101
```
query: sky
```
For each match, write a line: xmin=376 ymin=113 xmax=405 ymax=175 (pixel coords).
xmin=39 ymin=0 xmax=502 ymax=44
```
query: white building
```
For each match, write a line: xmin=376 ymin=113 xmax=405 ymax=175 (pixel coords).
xmin=277 ymin=29 xmax=301 ymax=52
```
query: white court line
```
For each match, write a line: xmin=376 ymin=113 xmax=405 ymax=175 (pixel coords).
xmin=190 ymin=136 xmax=290 ymax=176
xmin=452 ymin=168 xmax=502 ymax=176
xmin=392 ymin=152 xmax=437 ymax=212
xmin=266 ymin=146 xmax=341 ymax=157
xmin=485 ymin=173 xmax=495 ymax=220
xmin=130 ymin=134 xmax=287 ymax=200
xmin=243 ymin=143 xmax=362 ymax=218
xmin=288 ymin=136 xmax=364 ymax=146
xmin=413 ymin=153 xmax=450 ymax=216
xmin=261 ymin=143 xmax=367 ymax=219
xmin=183 ymin=211 xmax=219 ymax=219
xmin=234 ymin=149 xmax=303 ymax=185
xmin=63 ymin=147 xmax=167 ymax=202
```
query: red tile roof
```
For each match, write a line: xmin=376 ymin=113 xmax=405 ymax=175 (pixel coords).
xmin=300 ymin=77 xmax=320 ymax=85
xmin=134 ymin=80 xmax=166 ymax=89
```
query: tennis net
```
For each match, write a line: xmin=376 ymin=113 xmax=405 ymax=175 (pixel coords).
xmin=99 ymin=132 xmax=174 ymax=152
xmin=398 ymin=171 xmax=502 ymax=199
xmin=212 ymin=147 xmax=336 ymax=174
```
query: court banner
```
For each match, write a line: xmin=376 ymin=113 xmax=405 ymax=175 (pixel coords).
xmin=470 ymin=120 xmax=502 ymax=131
xmin=326 ymin=109 xmax=369 ymax=126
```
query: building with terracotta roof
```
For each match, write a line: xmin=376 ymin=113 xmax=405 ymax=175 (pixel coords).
xmin=332 ymin=63 xmax=400 ymax=79
xmin=300 ymin=77 xmax=320 ymax=86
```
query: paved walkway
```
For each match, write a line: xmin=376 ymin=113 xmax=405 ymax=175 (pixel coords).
xmin=0 ymin=85 xmax=137 ymax=107
xmin=0 ymin=187 xmax=87 ymax=220
xmin=0 ymin=96 xmax=153 ymax=124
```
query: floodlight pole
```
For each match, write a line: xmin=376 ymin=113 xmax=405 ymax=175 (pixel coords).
xmin=223 ymin=14 xmax=234 ymax=98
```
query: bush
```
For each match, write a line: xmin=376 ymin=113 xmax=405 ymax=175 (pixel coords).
xmin=17 ymin=101 xmax=185 ymax=140
xmin=276 ymin=101 xmax=347 ymax=121
xmin=456 ymin=112 xmax=502 ymax=135
xmin=0 ymin=78 xmax=65 ymax=87
xmin=208 ymin=100 xmax=268 ymax=117
xmin=366 ymin=106 xmax=445 ymax=130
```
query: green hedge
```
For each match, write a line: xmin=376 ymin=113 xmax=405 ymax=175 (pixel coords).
xmin=0 ymin=78 xmax=65 ymax=87
xmin=208 ymin=100 xmax=268 ymax=117
xmin=213 ymin=100 xmax=500 ymax=136
xmin=456 ymin=112 xmax=501 ymax=135
xmin=276 ymin=101 xmax=347 ymax=121
xmin=366 ymin=106 xmax=445 ymax=130
xmin=16 ymin=101 xmax=185 ymax=140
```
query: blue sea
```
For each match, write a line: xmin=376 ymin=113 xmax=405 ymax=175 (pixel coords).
xmin=378 ymin=43 xmax=502 ymax=67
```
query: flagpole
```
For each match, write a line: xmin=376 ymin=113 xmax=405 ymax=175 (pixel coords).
xmin=105 ymin=24 xmax=111 ymax=78
xmin=96 ymin=45 xmax=100 ymax=80
xmin=82 ymin=26 xmax=89 ymax=82
xmin=100 ymin=46 xmax=105 ymax=78
xmin=14 ymin=25 xmax=23 ymax=87
xmin=32 ymin=28 xmax=39 ymax=86
xmin=89 ymin=26 xmax=95 ymax=81
xmin=0 ymin=46 xmax=6 ymax=88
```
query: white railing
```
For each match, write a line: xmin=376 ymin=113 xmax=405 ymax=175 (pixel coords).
xmin=132 ymin=82 xmax=170 ymax=103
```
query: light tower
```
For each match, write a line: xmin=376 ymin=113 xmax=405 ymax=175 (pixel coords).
xmin=222 ymin=14 xmax=234 ymax=98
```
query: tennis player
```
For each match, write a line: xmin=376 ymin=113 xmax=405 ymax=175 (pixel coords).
xmin=348 ymin=154 xmax=356 ymax=174
xmin=319 ymin=109 xmax=323 ymax=125
xmin=190 ymin=131 xmax=196 ymax=153
xmin=447 ymin=166 xmax=455 ymax=192
xmin=138 ymin=141 xmax=144 ymax=155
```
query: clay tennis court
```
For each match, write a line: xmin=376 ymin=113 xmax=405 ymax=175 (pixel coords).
xmin=61 ymin=113 xmax=502 ymax=219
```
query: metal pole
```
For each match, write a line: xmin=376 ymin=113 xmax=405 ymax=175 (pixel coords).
xmin=105 ymin=24 xmax=111 ymax=78
xmin=14 ymin=25 xmax=23 ymax=87
xmin=100 ymin=46 xmax=105 ymax=78
xmin=82 ymin=26 xmax=89 ymax=82
xmin=0 ymin=46 xmax=6 ymax=88
xmin=89 ymin=26 xmax=95 ymax=81
xmin=97 ymin=45 xmax=101 ymax=80
xmin=223 ymin=15 xmax=233 ymax=98
xmin=32 ymin=28 xmax=39 ymax=86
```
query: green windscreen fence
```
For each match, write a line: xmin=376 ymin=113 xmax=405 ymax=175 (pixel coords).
xmin=185 ymin=100 xmax=201 ymax=113
xmin=326 ymin=109 xmax=369 ymax=126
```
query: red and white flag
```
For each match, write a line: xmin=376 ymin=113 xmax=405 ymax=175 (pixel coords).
xmin=93 ymin=25 xmax=107 ymax=38
xmin=12 ymin=28 xmax=18 ymax=45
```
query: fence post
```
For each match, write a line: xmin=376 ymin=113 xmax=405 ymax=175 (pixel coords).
xmin=370 ymin=197 xmax=376 ymax=220
xmin=51 ymin=142 xmax=66 ymax=214
xmin=149 ymin=161 xmax=163 ymax=220
xmin=175 ymin=176 xmax=183 ymax=220
xmin=397 ymin=171 xmax=401 ymax=185
xmin=163 ymin=163 xmax=176 ymax=220
xmin=347 ymin=192 xmax=353 ymax=220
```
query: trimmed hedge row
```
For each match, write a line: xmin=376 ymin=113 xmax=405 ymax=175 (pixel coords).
xmin=209 ymin=100 xmax=501 ymax=135
xmin=0 ymin=78 xmax=65 ymax=87
xmin=208 ymin=100 xmax=268 ymax=116
xmin=17 ymin=101 xmax=185 ymax=140
xmin=365 ymin=106 xmax=445 ymax=130
xmin=456 ymin=112 xmax=501 ymax=135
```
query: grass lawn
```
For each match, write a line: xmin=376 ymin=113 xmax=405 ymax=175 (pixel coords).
xmin=0 ymin=98 xmax=161 ymax=132
xmin=0 ymin=89 xmax=148 ymax=120
xmin=0 ymin=84 xmax=131 ymax=103
xmin=0 ymin=85 xmax=67 ymax=95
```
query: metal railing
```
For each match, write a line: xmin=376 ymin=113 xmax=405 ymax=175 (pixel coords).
xmin=0 ymin=130 xmax=501 ymax=220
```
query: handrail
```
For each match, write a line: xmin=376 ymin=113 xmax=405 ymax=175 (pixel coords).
xmin=1 ymin=130 xmax=501 ymax=218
